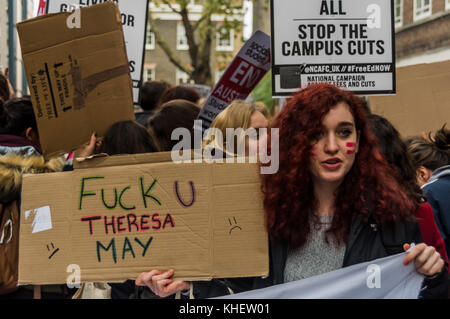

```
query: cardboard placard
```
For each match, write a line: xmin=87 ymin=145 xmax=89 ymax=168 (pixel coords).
xmin=271 ymin=0 xmax=396 ymax=97
xmin=18 ymin=152 xmax=269 ymax=284
xmin=368 ymin=60 xmax=450 ymax=137
xmin=17 ymin=2 xmax=135 ymax=158
xmin=195 ymin=31 xmax=271 ymax=132
xmin=46 ymin=0 xmax=149 ymax=104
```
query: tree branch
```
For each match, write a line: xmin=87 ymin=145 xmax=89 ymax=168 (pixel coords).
xmin=180 ymin=7 xmax=198 ymax=68
xmin=149 ymin=13 xmax=191 ymax=75
xmin=160 ymin=0 xmax=181 ymax=14
xmin=192 ymin=13 xmax=209 ymax=31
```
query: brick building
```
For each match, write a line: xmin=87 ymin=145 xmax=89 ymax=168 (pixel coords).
xmin=143 ymin=1 xmax=244 ymax=86
xmin=394 ymin=0 xmax=450 ymax=66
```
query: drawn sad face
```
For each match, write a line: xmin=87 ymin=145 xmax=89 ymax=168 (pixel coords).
xmin=228 ymin=217 xmax=242 ymax=234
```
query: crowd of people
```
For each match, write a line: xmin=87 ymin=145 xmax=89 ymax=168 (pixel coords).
xmin=0 ymin=68 xmax=449 ymax=299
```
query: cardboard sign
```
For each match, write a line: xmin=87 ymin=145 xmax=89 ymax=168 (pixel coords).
xmin=271 ymin=0 xmax=395 ymax=97
xmin=18 ymin=152 xmax=269 ymax=284
xmin=195 ymin=31 xmax=271 ymax=132
xmin=17 ymin=2 xmax=135 ymax=158
xmin=368 ymin=60 xmax=450 ymax=137
xmin=46 ymin=0 xmax=149 ymax=104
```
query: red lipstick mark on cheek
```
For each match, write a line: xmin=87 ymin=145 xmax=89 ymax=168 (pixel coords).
xmin=346 ymin=142 xmax=356 ymax=155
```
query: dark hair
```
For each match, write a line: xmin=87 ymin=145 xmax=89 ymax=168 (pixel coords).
xmin=147 ymin=99 xmax=200 ymax=152
xmin=368 ymin=114 xmax=423 ymax=207
xmin=407 ymin=124 xmax=450 ymax=171
xmin=0 ymin=73 xmax=10 ymax=102
xmin=263 ymin=83 xmax=415 ymax=249
xmin=0 ymin=98 xmax=37 ymax=136
xmin=139 ymin=81 xmax=171 ymax=111
xmin=158 ymin=86 xmax=200 ymax=107
xmin=99 ymin=120 xmax=159 ymax=156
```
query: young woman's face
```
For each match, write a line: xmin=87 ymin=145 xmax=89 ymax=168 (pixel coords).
xmin=309 ymin=102 xmax=359 ymax=188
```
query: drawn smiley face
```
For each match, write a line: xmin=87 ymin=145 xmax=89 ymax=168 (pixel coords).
xmin=228 ymin=217 xmax=242 ymax=234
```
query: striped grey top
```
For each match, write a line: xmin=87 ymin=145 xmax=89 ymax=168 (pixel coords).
xmin=284 ymin=214 xmax=346 ymax=283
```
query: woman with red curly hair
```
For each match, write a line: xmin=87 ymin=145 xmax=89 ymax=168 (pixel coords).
xmin=227 ymin=83 xmax=448 ymax=298
xmin=135 ymin=83 xmax=448 ymax=298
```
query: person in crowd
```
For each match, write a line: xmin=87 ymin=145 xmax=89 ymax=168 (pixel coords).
xmin=407 ymin=125 xmax=450 ymax=258
xmin=0 ymin=73 xmax=11 ymax=102
xmin=158 ymin=86 xmax=200 ymax=107
xmin=0 ymin=98 xmax=66 ymax=299
xmin=0 ymin=68 xmax=14 ymax=102
xmin=202 ymin=100 xmax=268 ymax=159
xmin=147 ymin=99 xmax=200 ymax=152
xmin=135 ymin=81 xmax=170 ymax=126
xmin=368 ymin=114 xmax=449 ymax=266
xmin=136 ymin=83 xmax=449 ymax=299
xmin=254 ymin=101 xmax=270 ymax=119
xmin=98 ymin=120 xmax=159 ymax=155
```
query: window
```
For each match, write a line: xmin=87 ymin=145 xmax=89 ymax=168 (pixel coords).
xmin=143 ymin=66 xmax=155 ymax=82
xmin=414 ymin=0 xmax=432 ymax=21
xmin=177 ymin=23 xmax=189 ymax=50
xmin=216 ymin=28 xmax=234 ymax=51
xmin=176 ymin=69 xmax=190 ymax=84
xmin=446 ymin=0 xmax=450 ymax=10
xmin=146 ymin=28 xmax=155 ymax=50
xmin=394 ymin=0 xmax=403 ymax=28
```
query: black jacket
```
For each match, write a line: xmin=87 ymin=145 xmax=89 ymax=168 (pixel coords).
xmin=225 ymin=215 xmax=449 ymax=299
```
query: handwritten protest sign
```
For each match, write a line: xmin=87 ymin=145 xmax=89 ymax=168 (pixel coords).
xmin=18 ymin=152 xmax=268 ymax=284
xmin=17 ymin=3 xmax=135 ymax=158
xmin=46 ymin=0 xmax=149 ymax=104
xmin=195 ymin=31 xmax=271 ymax=132
xmin=271 ymin=0 xmax=395 ymax=97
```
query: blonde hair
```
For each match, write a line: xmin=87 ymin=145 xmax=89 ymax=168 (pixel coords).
xmin=254 ymin=101 xmax=270 ymax=119
xmin=202 ymin=100 xmax=259 ymax=154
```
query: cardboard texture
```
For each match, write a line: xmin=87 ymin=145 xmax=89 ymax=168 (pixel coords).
xmin=18 ymin=153 xmax=269 ymax=284
xmin=17 ymin=2 xmax=135 ymax=158
xmin=368 ymin=60 xmax=450 ymax=137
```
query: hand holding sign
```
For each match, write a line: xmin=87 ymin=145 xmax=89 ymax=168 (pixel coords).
xmin=136 ymin=269 xmax=191 ymax=298
xmin=75 ymin=132 xmax=103 ymax=159
xmin=403 ymin=243 xmax=444 ymax=277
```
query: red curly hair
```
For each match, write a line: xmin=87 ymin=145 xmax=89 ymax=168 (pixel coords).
xmin=263 ymin=83 xmax=415 ymax=249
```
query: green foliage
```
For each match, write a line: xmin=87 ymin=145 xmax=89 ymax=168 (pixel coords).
xmin=251 ymin=70 xmax=274 ymax=109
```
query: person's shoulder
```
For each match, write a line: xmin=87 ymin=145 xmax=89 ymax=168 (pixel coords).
xmin=415 ymin=202 xmax=433 ymax=219
xmin=423 ymin=175 xmax=450 ymax=194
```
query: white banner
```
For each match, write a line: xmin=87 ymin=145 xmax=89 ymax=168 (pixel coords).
xmin=271 ymin=0 xmax=395 ymax=97
xmin=218 ymin=252 xmax=424 ymax=299
xmin=46 ymin=0 xmax=149 ymax=105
